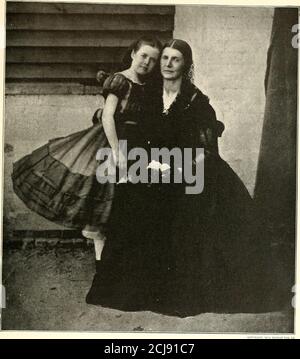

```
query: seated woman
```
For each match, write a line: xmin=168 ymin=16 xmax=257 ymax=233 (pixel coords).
xmin=145 ymin=39 xmax=282 ymax=316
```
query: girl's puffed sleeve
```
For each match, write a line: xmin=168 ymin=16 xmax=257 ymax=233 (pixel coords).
xmin=102 ymin=73 xmax=130 ymax=99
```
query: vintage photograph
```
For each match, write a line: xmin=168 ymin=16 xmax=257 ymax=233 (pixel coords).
xmin=0 ymin=0 xmax=298 ymax=334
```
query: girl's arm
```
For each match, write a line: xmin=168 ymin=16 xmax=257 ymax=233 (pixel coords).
xmin=101 ymin=93 xmax=127 ymax=169
xmin=101 ymin=93 xmax=119 ymax=154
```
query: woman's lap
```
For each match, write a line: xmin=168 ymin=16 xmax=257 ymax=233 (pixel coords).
xmin=86 ymin=160 xmax=281 ymax=315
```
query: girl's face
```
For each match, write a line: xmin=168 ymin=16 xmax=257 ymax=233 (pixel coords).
xmin=160 ymin=47 xmax=185 ymax=81
xmin=131 ymin=44 xmax=160 ymax=76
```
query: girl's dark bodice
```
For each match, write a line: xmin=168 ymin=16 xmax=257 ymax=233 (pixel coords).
xmin=103 ymin=73 xmax=147 ymax=147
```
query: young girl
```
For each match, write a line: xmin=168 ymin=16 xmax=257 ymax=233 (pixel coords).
xmin=12 ymin=37 xmax=162 ymax=263
xmin=82 ymin=37 xmax=161 ymax=261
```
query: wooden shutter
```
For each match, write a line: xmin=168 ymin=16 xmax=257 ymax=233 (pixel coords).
xmin=6 ymin=2 xmax=174 ymax=85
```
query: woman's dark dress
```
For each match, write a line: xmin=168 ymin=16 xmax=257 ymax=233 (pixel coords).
xmin=146 ymin=81 xmax=283 ymax=316
xmin=86 ymin=80 xmax=282 ymax=316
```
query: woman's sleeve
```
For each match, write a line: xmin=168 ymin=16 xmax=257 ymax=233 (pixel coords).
xmin=102 ymin=73 xmax=130 ymax=99
xmin=206 ymin=104 xmax=225 ymax=137
xmin=197 ymin=101 xmax=225 ymax=156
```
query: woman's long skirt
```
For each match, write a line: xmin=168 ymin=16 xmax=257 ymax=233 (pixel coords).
xmin=86 ymin=155 xmax=287 ymax=316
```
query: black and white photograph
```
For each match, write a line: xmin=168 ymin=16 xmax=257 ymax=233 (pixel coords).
xmin=0 ymin=0 xmax=298 ymax=335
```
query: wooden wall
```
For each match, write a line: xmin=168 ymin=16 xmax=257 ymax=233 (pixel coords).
xmin=6 ymin=2 xmax=174 ymax=84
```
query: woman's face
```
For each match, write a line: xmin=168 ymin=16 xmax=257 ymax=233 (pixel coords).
xmin=160 ymin=47 xmax=185 ymax=81
xmin=131 ymin=44 xmax=160 ymax=76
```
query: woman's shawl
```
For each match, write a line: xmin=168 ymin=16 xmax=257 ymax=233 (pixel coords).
xmin=173 ymin=80 xmax=225 ymax=156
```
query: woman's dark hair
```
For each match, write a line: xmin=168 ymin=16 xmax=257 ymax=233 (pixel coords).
xmin=162 ymin=39 xmax=194 ymax=82
xmin=121 ymin=36 xmax=162 ymax=69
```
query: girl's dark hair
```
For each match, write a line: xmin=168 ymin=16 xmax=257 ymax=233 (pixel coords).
xmin=121 ymin=36 xmax=163 ymax=69
xmin=96 ymin=37 xmax=162 ymax=86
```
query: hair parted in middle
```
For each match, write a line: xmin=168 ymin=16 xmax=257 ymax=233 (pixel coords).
xmin=162 ymin=39 xmax=195 ymax=83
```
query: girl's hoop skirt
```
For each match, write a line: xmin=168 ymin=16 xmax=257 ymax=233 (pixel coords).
xmin=12 ymin=122 xmax=114 ymax=229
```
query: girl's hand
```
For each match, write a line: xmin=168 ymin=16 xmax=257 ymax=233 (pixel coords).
xmin=112 ymin=150 xmax=127 ymax=170
xmin=118 ymin=150 xmax=127 ymax=171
